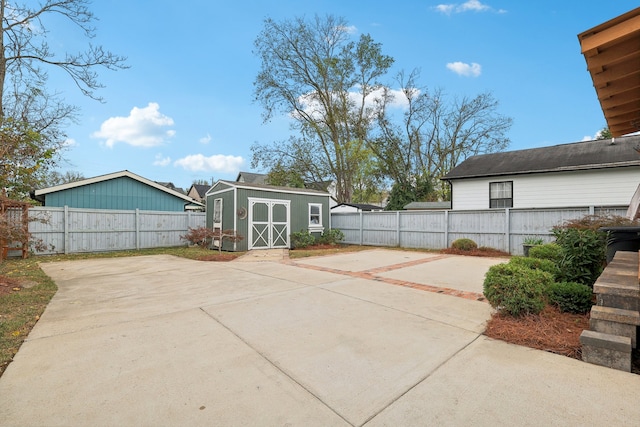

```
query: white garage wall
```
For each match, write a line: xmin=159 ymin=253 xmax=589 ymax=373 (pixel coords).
xmin=451 ymin=167 xmax=640 ymax=210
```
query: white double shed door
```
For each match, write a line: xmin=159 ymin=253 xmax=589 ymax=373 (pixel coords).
xmin=248 ymin=197 xmax=290 ymax=250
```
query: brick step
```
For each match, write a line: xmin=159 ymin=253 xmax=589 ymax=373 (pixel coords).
xmin=589 ymin=305 xmax=640 ymax=348
xmin=580 ymin=330 xmax=632 ymax=372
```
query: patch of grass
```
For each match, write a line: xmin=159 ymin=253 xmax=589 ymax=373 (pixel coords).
xmin=0 ymin=257 xmax=57 ymax=376
xmin=289 ymin=244 xmax=376 ymax=259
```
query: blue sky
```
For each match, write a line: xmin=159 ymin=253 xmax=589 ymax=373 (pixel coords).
xmin=47 ymin=1 xmax=638 ymax=191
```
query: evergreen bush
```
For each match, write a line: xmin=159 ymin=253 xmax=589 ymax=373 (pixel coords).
xmin=451 ymin=238 xmax=478 ymax=251
xmin=509 ymin=256 xmax=560 ymax=280
xmin=528 ymin=243 xmax=563 ymax=263
xmin=483 ymin=263 xmax=553 ymax=317
xmin=547 ymin=282 xmax=593 ymax=314
xmin=319 ymin=228 xmax=344 ymax=245
xmin=290 ymin=229 xmax=316 ymax=248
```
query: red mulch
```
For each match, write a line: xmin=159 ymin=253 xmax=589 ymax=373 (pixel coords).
xmin=0 ymin=275 xmax=22 ymax=296
xmin=196 ymin=253 xmax=240 ymax=262
xmin=441 ymin=247 xmax=511 ymax=257
xmin=484 ymin=305 xmax=590 ymax=359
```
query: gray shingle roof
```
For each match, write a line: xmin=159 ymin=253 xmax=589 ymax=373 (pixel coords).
xmin=442 ymin=135 xmax=640 ymax=180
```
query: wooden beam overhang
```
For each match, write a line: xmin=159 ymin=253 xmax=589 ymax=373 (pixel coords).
xmin=579 ymin=8 xmax=640 ymax=137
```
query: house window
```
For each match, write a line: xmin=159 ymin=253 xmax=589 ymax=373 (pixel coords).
xmin=309 ymin=203 xmax=322 ymax=227
xmin=489 ymin=181 xmax=513 ymax=208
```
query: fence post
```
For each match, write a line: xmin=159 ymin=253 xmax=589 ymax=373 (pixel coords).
xmin=359 ymin=211 xmax=363 ymax=245
xmin=63 ymin=205 xmax=68 ymax=255
xmin=444 ymin=210 xmax=449 ymax=249
xmin=505 ymin=208 xmax=511 ymax=254
xmin=396 ymin=211 xmax=401 ymax=246
xmin=135 ymin=209 xmax=140 ymax=250
xmin=589 ymin=206 xmax=595 ymax=215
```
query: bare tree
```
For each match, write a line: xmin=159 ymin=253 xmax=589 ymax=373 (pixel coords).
xmin=369 ymin=70 xmax=512 ymax=199
xmin=0 ymin=0 xmax=127 ymax=198
xmin=252 ymin=15 xmax=393 ymax=203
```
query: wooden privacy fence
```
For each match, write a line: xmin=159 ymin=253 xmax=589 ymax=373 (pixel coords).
xmin=330 ymin=206 xmax=629 ymax=255
xmin=28 ymin=207 xmax=206 ymax=255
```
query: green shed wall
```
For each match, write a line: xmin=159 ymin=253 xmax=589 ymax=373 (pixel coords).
xmin=44 ymin=177 xmax=188 ymax=211
xmin=206 ymin=184 xmax=330 ymax=252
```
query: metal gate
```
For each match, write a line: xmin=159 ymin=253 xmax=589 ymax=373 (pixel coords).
xmin=248 ymin=198 xmax=290 ymax=249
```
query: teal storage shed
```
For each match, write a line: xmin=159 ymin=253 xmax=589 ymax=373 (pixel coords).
xmin=32 ymin=170 xmax=203 ymax=211
xmin=206 ymin=180 xmax=331 ymax=251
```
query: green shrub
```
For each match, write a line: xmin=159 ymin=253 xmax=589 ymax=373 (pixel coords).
xmin=508 ymin=256 xmax=560 ymax=280
xmin=552 ymin=227 xmax=605 ymax=286
xmin=528 ymin=243 xmax=563 ymax=263
xmin=547 ymin=282 xmax=593 ymax=314
xmin=451 ymin=238 xmax=478 ymax=251
xmin=483 ymin=263 xmax=553 ymax=317
xmin=290 ymin=230 xmax=316 ymax=249
xmin=319 ymin=228 xmax=344 ymax=245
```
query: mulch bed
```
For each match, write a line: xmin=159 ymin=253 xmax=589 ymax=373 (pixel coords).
xmin=484 ymin=305 xmax=589 ymax=359
xmin=441 ymin=247 xmax=511 ymax=257
xmin=196 ymin=253 xmax=240 ymax=262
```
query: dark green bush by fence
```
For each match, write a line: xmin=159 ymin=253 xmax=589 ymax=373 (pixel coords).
xmin=451 ymin=238 xmax=478 ymax=251
xmin=319 ymin=229 xmax=344 ymax=245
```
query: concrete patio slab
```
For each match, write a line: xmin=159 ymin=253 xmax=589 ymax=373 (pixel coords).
xmin=203 ymin=284 xmax=478 ymax=426
xmin=1 ymin=250 xmax=639 ymax=426
xmin=322 ymin=277 xmax=494 ymax=333
xmin=296 ymin=248 xmax=441 ymax=272
xmin=366 ymin=336 xmax=640 ymax=426
xmin=1 ymin=308 xmax=347 ymax=426
xmin=377 ymin=255 xmax=507 ymax=294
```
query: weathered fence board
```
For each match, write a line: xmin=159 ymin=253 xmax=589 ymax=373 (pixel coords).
xmin=331 ymin=206 xmax=629 ymax=255
xmin=28 ymin=207 xmax=205 ymax=255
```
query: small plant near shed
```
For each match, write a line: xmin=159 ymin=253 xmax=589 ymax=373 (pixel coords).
xmin=451 ymin=238 xmax=477 ymax=251
xmin=547 ymin=282 xmax=593 ymax=314
xmin=180 ymin=227 xmax=243 ymax=252
xmin=319 ymin=229 xmax=344 ymax=245
xmin=181 ymin=227 xmax=217 ymax=248
xmin=291 ymin=229 xmax=316 ymax=249
xmin=483 ymin=263 xmax=553 ymax=317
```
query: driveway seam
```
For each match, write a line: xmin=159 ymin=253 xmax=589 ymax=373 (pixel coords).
xmin=199 ymin=307 xmax=355 ymax=427
xmin=360 ymin=334 xmax=484 ymax=426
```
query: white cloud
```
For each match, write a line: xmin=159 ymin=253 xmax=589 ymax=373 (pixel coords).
xmin=446 ymin=61 xmax=482 ymax=77
xmin=199 ymin=133 xmax=212 ymax=144
xmin=153 ymin=153 xmax=171 ymax=166
xmin=460 ymin=0 xmax=490 ymax=12
xmin=339 ymin=25 xmax=358 ymax=34
xmin=174 ymin=154 xmax=244 ymax=173
xmin=296 ymin=86 xmax=410 ymax=121
xmin=92 ymin=102 xmax=175 ymax=148
xmin=435 ymin=1 xmax=504 ymax=14
xmin=435 ymin=4 xmax=455 ymax=14
xmin=582 ymin=135 xmax=594 ymax=142
xmin=63 ymin=138 xmax=77 ymax=148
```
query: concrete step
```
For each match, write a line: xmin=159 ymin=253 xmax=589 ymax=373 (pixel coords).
xmin=589 ymin=305 xmax=640 ymax=348
xmin=580 ymin=329 xmax=632 ymax=372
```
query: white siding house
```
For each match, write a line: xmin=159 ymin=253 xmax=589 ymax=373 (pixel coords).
xmin=442 ymin=136 xmax=640 ymax=210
